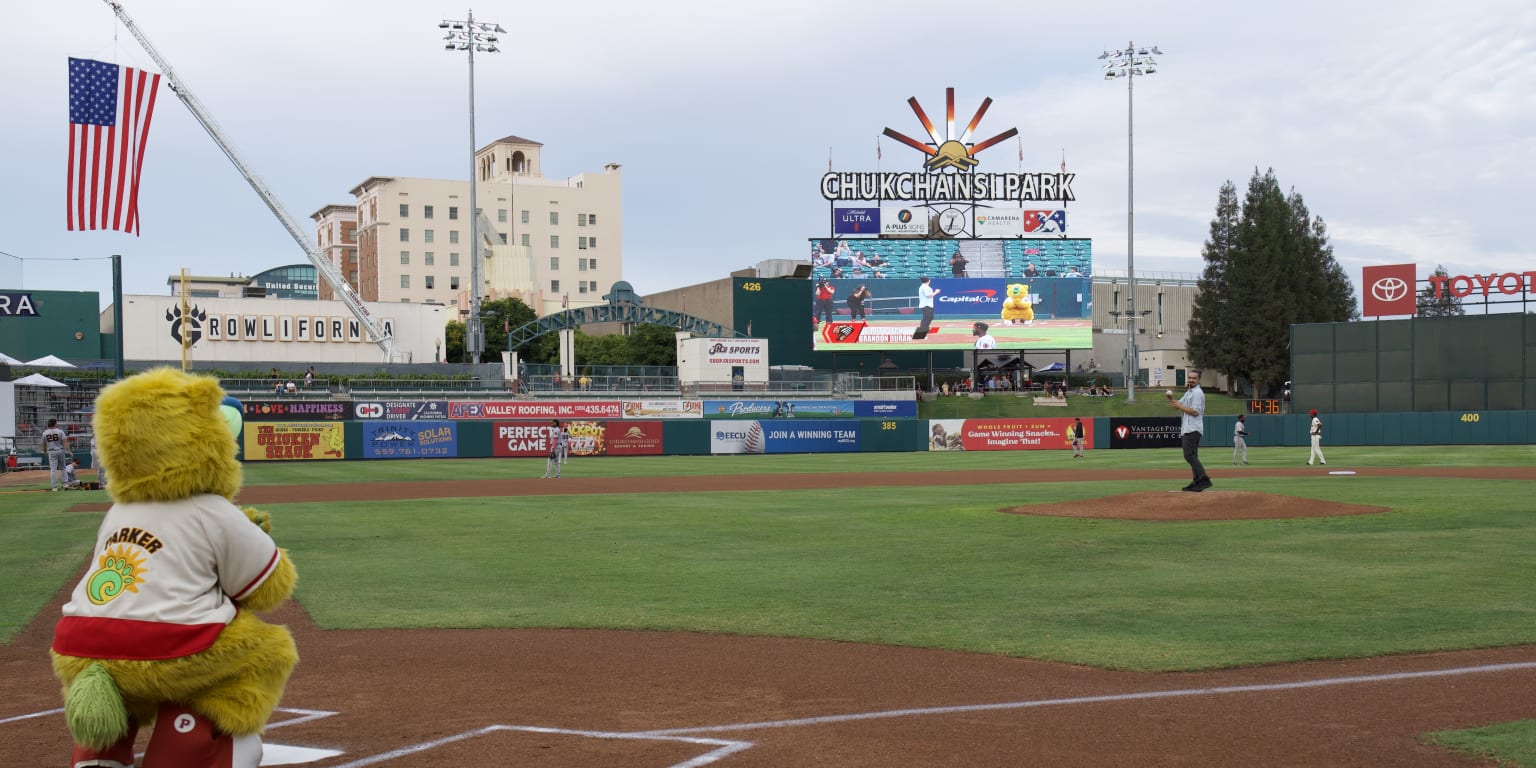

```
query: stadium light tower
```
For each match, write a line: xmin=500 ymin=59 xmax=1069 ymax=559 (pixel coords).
xmin=1099 ymin=41 xmax=1161 ymax=403
xmin=440 ymin=11 xmax=503 ymax=365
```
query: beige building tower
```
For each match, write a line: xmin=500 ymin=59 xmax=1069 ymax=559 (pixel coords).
xmin=332 ymin=136 xmax=622 ymax=328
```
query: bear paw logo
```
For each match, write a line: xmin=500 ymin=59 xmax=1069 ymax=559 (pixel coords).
xmin=86 ymin=545 xmax=147 ymax=605
xmin=166 ymin=304 xmax=207 ymax=347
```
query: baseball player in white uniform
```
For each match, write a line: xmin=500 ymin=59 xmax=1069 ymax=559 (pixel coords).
xmin=1233 ymin=414 xmax=1249 ymax=465
xmin=91 ymin=432 xmax=107 ymax=488
xmin=41 ymin=418 xmax=71 ymax=491
xmin=1307 ymin=409 xmax=1326 ymax=465
xmin=543 ymin=420 xmax=568 ymax=478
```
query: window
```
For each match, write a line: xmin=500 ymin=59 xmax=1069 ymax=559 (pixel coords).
xmin=400 ymin=251 xmax=410 ymax=265
xmin=399 ymin=204 xmax=409 ymax=217
xmin=499 ymin=234 xmax=507 ymax=244
xmin=449 ymin=230 xmax=459 ymax=244
xmin=449 ymin=252 xmax=460 ymax=266
xmin=589 ymin=237 xmax=597 ymax=249
xmin=450 ymin=276 xmax=460 ymax=290
xmin=449 ymin=206 xmax=459 ymax=220
xmin=497 ymin=209 xmax=507 ymax=223
xmin=424 ymin=252 xmax=435 ymax=266
xmin=346 ymin=249 xmax=356 ymax=264
xmin=551 ymin=280 xmax=560 ymax=293
xmin=579 ymin=237 xmax=588 ymax=250
xmin=579 ymin=283 xmax=587 ymax=294
xmin=588 ymin=214 xmax=597 ymax=226
xmin=520 ymin=210 xmax=529 ymax=224
xmin=550 ymin=235 xmax=560 ymax=249
xmin=424 ymin=205 xmax=434 ymax=219
xmin=579 ymin=258 xmax=587 ymax=271
xmin=425 ymin=276 xmax=435 ymax=289
xmin=520 ymin=234 xmax=530 ymax=246
xmin=400 ymin=275 xmax=410 ymax=289
xmin=424 ymin=229 xmax=434 ymax=244
xmin=588 ymin=280 xmax=598 ymax=292
xmin=588 ymin=258 xmax=598 ymax=270
xmin=578 ymin=213 xmax=588 ymax=227
xmin=399 ymin=228 xmax=409 ymax=242
xmin=549 ymin=211 xmax=559 ymax=226
xmin=549 ymin=257 xmax=560 ymax=270
xmin=348 ymin=270 xmax=359 ymax=285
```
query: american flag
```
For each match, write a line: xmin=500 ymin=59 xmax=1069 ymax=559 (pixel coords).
xmin=67 ymin=58 xmax=161 ymax=235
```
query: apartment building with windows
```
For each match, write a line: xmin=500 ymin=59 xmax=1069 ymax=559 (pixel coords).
xmin=310 ymin=204 xmax=358 ymax=302
xmin=324 ymin=136 xmax=622 ymax=325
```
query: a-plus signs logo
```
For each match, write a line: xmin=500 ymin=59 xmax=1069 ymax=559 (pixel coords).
xmin=1371 ymin=276 xmax=1410 ymax=303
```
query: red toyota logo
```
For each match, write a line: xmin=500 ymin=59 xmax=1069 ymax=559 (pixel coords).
xmin=1362 ymin=264 xmax=1417 ymax=316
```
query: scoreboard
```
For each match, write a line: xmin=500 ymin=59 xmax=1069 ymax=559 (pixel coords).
xmin=1247 ymin=398 xmax=1284 ymax=415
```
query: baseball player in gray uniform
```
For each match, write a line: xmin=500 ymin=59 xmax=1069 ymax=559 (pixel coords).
xmin=543 ymin=420 xmax=568 ymax=478
xmin=41 ymin=418 xmax=71 ymax=491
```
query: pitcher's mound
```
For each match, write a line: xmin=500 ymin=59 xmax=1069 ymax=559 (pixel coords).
xmin=1004 ymin=490 xmax=1389 ymax=521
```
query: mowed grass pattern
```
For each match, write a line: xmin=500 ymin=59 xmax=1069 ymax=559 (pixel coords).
xmin=5 ymin=447 xmax=1535 ymax=673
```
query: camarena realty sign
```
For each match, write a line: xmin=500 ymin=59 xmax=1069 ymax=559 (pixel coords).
xmin=821 ymin=88 xmax=1074 ymax=203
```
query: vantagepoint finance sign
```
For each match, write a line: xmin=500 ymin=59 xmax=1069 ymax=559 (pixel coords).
xmin=821 ymin=88 xmax=1074 ymax=203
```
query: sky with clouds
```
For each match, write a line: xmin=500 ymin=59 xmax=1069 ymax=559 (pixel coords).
xmin=2 ymin=0 xmax=1533 ymax=311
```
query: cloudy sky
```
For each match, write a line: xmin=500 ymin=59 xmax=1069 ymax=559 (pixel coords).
xmin=3 ymin=0 xmax=1533 ymax=311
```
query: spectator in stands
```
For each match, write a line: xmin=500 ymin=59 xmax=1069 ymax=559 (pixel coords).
xmin=1065 ymin=265 xmax=1084 ymax=278
xmin=830 ymin=266 xmax=845 ymax=279
xmin=950 ymin=248 xmax=969 ymax=277
xmin=304 ymin=366 xmax=316 ymax=387
xmin=284 ymin=381 xmax=298 ymax=394
xmin=1023 ymin=262 xmax=1041 ymax=278
xmin=865 ymin=252 xmax=888 ymax=268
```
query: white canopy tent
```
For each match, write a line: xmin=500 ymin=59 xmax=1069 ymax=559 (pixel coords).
xmin=24 ymin=355 xmax=76 ymax=368
xmin=14 ymin=373 xmax=67 ymax=387
xmin=0 ymin=352 xmax=21 ymax=365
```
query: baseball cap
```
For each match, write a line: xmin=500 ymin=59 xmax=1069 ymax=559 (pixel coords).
xmin=1309 ymin=409 xmax=1318 ymax=416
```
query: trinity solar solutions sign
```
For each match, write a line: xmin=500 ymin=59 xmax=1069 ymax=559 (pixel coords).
xmin=820 ymin=88 xmax=1074 ymax=203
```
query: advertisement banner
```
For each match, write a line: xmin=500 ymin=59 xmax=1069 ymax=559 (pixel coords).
xmin=701 ymin=338 xmax=768 ymax=366
xmin=451 ymin=401 xmax=624 ymax=420
xmin=565 ymin=420 xmax=605 ymax=457
xmin=704 ymin=399 xmax=855 ymax=419
xmin=854 ymin=400 xmax=918 ymax=418
xmin=604 ymin=421 xmax=665 ymax=455
xmin=709 ymin=420 xmax=859 ymax=454
xmin=810 ymin=276 xmax=1092 ymax=351
xmin=1361 ymin=263 xmax=1417 ymax=317
xmin=242 ymin=401 xmax=349 ymax=421
xmin=244 ymin=422 xmax=346 ymax=461
xmin=353 ymin=400 xmax=450 ymax=421
xmin=1107 ymin=417 xmax=1183 ymax=449
xmin=926 ymin=417 xmax=1089 ymax=451
xmin=621 ymin=400 xmax=703 ymax=419
xmin=491 ymin=421 xmax=559 ymax=457
xmin=833 ymin=207 xmax=881 ymax=236
xmin=974 ymin=209 xmax=1025 ymax=238
xmin=361 ymin=421 xmax=457 ymax=459
xmin=880 ymin=205 xmax=929 ymax=235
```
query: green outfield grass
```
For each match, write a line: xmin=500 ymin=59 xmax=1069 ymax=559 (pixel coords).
xmin=4 ymin=447 xmax=1535 ymax=675
xmin=1425 ymin=720 xmax=1536 ymax=768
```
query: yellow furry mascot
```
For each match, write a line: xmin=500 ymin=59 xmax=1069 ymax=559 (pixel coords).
xmin=51 ymin=368 xmax=297 ymax=768
xmin=1001 ymin=283 xmax=1034 ymax=325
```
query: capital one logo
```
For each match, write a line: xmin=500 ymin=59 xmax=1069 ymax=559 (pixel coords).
xmin=1362 ymin=264 xmax=1417 ymax=317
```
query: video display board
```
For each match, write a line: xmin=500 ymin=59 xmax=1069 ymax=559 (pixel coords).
xmin=809 ymin=237 xmax=1093 ymax=351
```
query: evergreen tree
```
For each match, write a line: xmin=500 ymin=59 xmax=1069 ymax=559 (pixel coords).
xmin=1186 ymin=181 xmax=1240 ymax=390
xmin=1416 ymin=264 xmax=1465 ymax=317
xmin=1186 ymin=169 xmax=1357 ymax=394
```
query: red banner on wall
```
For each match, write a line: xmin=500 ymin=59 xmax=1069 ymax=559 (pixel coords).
xmin=604 ymin=421 xmax=664 ymax=455
xmin=1362 ymin=263 xmax=1417 ymax=317
xmin=928 ymin=418 xmax=1090 ymax=451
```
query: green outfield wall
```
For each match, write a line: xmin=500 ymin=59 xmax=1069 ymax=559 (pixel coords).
xmin=1292 ymin=314 xmax=1536 ymax=414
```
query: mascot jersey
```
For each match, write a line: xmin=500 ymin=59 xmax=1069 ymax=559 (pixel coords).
xmin=53 ymin=494 xmax=281 ymax=661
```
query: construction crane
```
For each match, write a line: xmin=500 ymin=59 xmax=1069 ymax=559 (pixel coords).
xmin=101 ymin=0 xmax=399 ymax=362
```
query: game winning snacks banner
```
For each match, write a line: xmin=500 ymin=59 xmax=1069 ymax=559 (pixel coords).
xmin=926 ymin=418 xmax=1090 ymax=451
xmin=244 ymin=422 xmax=346 ymax=461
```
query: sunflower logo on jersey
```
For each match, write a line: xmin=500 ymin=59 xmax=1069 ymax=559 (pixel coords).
xmin=85 ymin=545 xmax=148 ymax=605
